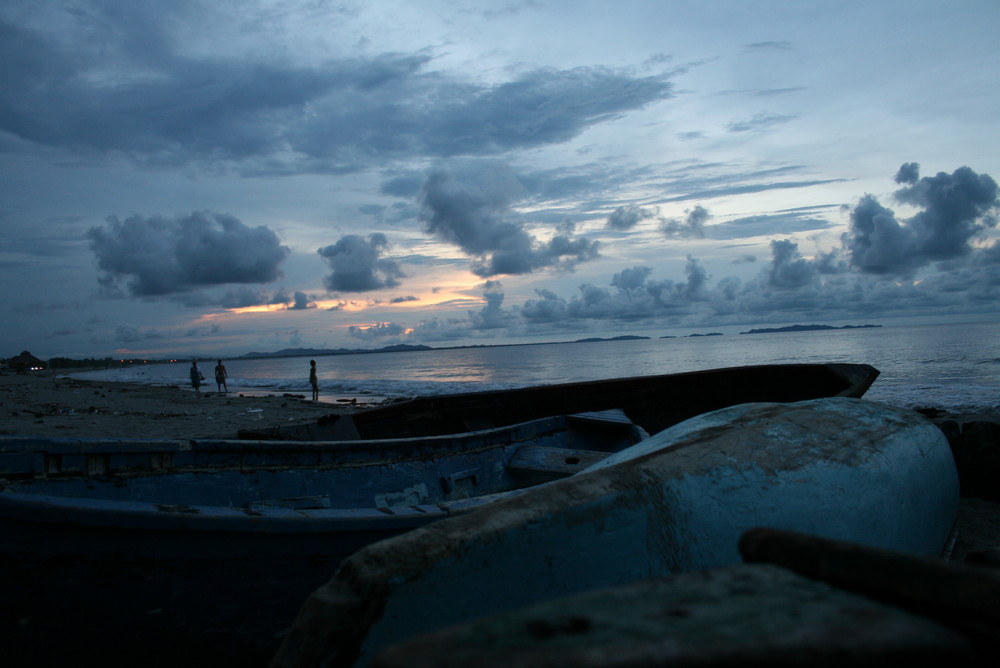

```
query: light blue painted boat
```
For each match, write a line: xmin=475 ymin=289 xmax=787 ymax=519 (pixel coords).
xmin=272 ymin=398 xmax=960 ymax=668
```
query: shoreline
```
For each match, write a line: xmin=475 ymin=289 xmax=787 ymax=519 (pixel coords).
xmin=0 ymin=371 xmax=354 ymax=440
xmin=3 ymin=369 xmax=1000 ymax=440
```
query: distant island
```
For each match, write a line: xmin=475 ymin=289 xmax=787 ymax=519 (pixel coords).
xmin=23 ymin=324 xmax=888 ymax=366
xmin=739 ymin=324 xmax=881 ymax=335
xmin=573 ymin=335 xmax=650 ymax=343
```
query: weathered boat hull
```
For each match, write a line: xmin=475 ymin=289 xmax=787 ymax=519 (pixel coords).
xmin=272 ymin=398 xmax=959 ymax=667
xmin=0 ymin=412 xmax=642 ymax=667
xmin=0 ymin=363 xmax=880 ymax=666
xmin=239 ymin=363 xmax=879 ymax=440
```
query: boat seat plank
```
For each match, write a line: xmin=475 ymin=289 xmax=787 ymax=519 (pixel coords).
xmin=506 ymin=445 xmax=608 ymax=478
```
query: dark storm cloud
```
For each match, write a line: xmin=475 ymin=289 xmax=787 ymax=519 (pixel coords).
xmin=87 ymin=211 xmax=289 ymax=297
xmin=318 ymin=233 xmax=404 ymax=292
xmin=844 ymin=164 xmax=999 ymax=277
xmin=0 ymin=10 xmax=673 ymax=173
xmin=419 ymin=167 xmax=600 ymax=278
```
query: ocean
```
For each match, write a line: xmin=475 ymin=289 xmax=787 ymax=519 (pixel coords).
xmin=69 ymin=320 xmax=1000 ymax=414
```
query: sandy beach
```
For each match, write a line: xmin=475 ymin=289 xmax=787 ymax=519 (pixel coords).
xmin=0 ymin=371 xmax=352 ymax=440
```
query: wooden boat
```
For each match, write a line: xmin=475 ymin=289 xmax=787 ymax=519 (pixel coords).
xmin=238 ymin=362 xmax=880 ymax=441
xmin=271 ymin=398 xmax=960 ymax=668
xmin=0 ymin=363 xmax=878 ymax=666
xmin=0 ymin=411 xmax=641 ymax=667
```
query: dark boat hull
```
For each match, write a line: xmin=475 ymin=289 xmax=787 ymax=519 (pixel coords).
xmin=239 ymin=363 xmax=879 ymax=441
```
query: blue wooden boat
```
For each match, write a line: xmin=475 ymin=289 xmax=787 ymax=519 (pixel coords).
xmin=271 ymin=398 xmax=960 ymax=668
xmin=0 ymin=363 xmax=879 ymax=666
xmin=1 ymin=410 xmax=641 ymax=667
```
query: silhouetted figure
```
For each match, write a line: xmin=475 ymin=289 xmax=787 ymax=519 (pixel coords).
xmin=215 ymin=360 xmax=228 ymax=393
xmin=190 ymin=360 xmax=204 ymax=394
xmin=309 ymin=359 xmax=319 ymax=401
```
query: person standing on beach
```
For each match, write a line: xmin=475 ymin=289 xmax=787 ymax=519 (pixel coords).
xmin=214 ymin=359 xmax=228 ymax=393
xmin=190 ymin=360 xmax=204 ymax=394
xmin=309 ymin=359 xmax=319 ymax=401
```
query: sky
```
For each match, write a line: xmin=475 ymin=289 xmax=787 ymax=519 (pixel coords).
xmin=2 ymin=0 xmax=999 ymax=360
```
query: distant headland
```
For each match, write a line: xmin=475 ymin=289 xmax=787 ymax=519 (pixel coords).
xmin=739 ymin=324 xmax=881 ymax=335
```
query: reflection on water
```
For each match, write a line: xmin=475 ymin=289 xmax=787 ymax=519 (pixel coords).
xmin=71 ymin=321 xmax=1000 ymax=412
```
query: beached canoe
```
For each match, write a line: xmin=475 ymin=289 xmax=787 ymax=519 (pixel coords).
xmin=238 ymin=362 xmax=879 ymax=440
xmin=271 ymin=398 xmax=959 ymax=668
xmin=0 ymin=410 xmax=642 ymax=667
xmin=0 ymin=364 xmax=878 ymax=665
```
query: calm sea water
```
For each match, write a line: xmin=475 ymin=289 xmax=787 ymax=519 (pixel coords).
xmin=70 ymin=321 xmax=1000 ymax=413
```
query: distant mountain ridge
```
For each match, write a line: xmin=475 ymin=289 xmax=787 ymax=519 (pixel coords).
xmin=739 ymin=324 xmax=881 ymax=335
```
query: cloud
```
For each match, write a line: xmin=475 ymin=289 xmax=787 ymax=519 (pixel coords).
xmin=468 ymin=280 xmax=511 ymax=330
xmin=520 ymin=288 xmax=569 ymax=323
xmin=661 ymin=204 xmax=710 ymax=238
xmin=844 ymin=164 xmax=999 ymax=277
xmin=348 ymin=321 xmax=408 ymax=341
xmin=219 ymin=287 xmax=273 ymax=309
xmin=318 ymin=233 xmax=404 ymax=292
xmin=419 ymin=166 xmax=601 ymax=277
xmin=521 ymin=256 xmax=710 ymax=325
xmin=767 ymin=239 xmax=819 ymax=289
xmin=288 ymin=291 xmax=316 ymax=310
xmin=87 ymin=211 xmax=289 ymax=297
xmin=893 ymin=165 xmax=999 ymax=260
xmin=115 ymin=324 xmax=162 ymax=343
xmin=894 ymin=162 xmax=920 ymax=185
xmin=0 ymin=11 xmax=673 ymax=174
xmin=726 ymin=112 xmax=796 ymax=133
xmin=745 ymin=41 xmax=793 ymax=51
xmin=606 ymin=204 xmax=655 ymax=231
xmin=707 ymin=209 xmax=834 ymax=240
